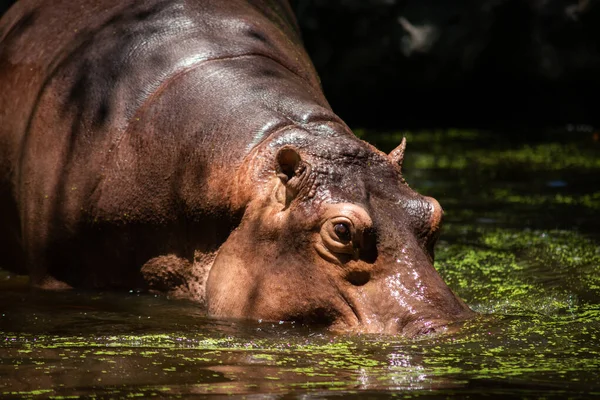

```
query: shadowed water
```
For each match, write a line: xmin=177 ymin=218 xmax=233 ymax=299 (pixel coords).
xmin=1 ymin=129 xmax=599 ymax=398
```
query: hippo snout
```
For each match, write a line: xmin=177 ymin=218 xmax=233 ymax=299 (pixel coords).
xmin=333 ymin=313 xmax=473 ymax=337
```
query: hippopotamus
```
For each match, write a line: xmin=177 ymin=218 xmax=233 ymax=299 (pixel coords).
xmin=0 ymin=0 xmax=474 ymax=335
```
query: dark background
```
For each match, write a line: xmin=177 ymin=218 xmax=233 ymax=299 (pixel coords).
xmin=2 ymin=0 xmax=598 ymax=131
xmin=290 ymin=0 xmax=599 ymax=131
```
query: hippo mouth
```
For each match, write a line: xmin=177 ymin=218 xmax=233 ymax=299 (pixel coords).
xmin=327 ymin=281 xmax=476 ymax=337
xmin=328 ymin=298 xmax=474 ymax=337
xmin=400 ymin=317 xmax=471 ymax=338
xmin=327 ymin=316 xmax=469 ymax=337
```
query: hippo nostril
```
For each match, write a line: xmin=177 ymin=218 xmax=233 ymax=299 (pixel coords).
xmin=346 ymin=270 xmax=370 ymax=286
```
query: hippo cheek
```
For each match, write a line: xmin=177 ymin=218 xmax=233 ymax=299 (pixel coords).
xmin=205 ymin=231 xmax=358 ymax=326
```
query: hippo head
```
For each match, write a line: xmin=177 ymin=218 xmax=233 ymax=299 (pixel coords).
xmin=206 ymin=126 xmax=474 ymax=336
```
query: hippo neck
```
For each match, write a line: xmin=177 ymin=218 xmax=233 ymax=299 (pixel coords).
xmin=149 ymin=53 xmax=348 ymax=214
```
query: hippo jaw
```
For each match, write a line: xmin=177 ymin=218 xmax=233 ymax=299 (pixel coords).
xmin=205 ymin=137 xmax=474 ymax=336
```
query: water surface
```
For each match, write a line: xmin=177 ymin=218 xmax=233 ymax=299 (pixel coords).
xmin=1 ymin=130 xmax=599 ymax=398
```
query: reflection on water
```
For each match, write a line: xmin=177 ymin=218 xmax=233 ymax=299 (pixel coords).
xmin=1 ymin=130 xmax=599 ymax=398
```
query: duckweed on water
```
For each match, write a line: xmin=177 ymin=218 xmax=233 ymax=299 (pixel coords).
xmin=408 ymin=143 xmax=600 ymax=171
xmin=365 ymin=129 xmax=600 ymax=172
xmin=355 ymin=129 xmax=486 ymax=147
xmin=436 ymin=227 xmax=600 ymax=314
xmin=489 ymin=188 xmax=600 ymax=210
xmin=1 ymin=130 xmax=599 ymax=398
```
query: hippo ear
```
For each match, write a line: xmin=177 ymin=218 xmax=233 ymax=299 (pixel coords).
xmin=275 ymin=147 xmax=309 ymax=205
xmin=276 ymin=147 xmax=301 ymax=183
xmin=388 ymin=137 xmax=407 ymax=171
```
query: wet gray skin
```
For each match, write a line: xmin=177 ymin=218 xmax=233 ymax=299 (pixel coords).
xmin=0 ymin=0 xmax=473 ymax=336
xmin=206 ymin=129 xmax=475 ymax=335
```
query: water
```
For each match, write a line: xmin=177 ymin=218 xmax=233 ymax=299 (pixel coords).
xmin=1 ymin=130 xmax=599 ymax=398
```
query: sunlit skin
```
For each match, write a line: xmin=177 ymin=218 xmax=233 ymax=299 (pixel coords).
xmin=206 ymin=134 xmax=474 ymax=335
xmin=0 ymin=0 xmax=473 ymax=335
xmin=2 ymin=130 xmax=598 ymax=396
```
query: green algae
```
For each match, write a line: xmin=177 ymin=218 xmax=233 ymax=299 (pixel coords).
xmin=365 ymin=129 xmax=600 ymax=171
xmin=407 ymin=142 xmax=600 ymax=171
xmin=2 ymin=314 xmax=598 ymax=391
xmin=355 ymin=128 xmax=487 ymax=147
xmin=434 ymin=227 xmax=600 ymax=315
xmin=1 ymin=129 xmax=599 ymax=398
xmin=489 ymin=188 xmax=600 ymax=210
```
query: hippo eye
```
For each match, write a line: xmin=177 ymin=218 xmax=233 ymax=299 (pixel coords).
xmin=320 ymin=217 xmax=355 ymax=256
xmin=334 ymin=223 xmax=351 ymax=242
xmin=317 ymin=206 xmax=373 ymax=263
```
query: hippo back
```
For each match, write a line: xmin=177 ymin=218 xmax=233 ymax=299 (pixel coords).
xmin=0 ymin=0 xmax=339 ymax=285
xmin=0 ymin=0 xmax=326 ymax=171
xmin=0 ymin=0 xmax=476 ymax=335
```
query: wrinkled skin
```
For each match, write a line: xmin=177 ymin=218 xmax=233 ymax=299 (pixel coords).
xmin=0 ymin=0 xmax=474 ymax=335
xmin=208 ymin=133 xmax=474 ymax=334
